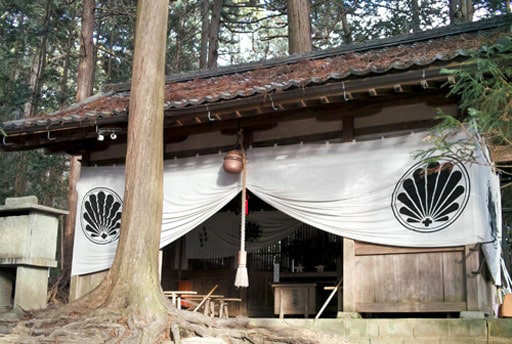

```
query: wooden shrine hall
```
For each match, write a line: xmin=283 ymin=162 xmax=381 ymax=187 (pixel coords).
xmin=1 ymin=17 xmax=510 ymax=319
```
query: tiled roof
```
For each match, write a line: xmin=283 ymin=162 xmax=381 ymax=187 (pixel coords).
xmin=2 ymin=16 xmax=511 ymax=134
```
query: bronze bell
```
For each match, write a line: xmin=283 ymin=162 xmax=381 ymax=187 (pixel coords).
xmin=223 ymin=150 xmax=243 ymax=174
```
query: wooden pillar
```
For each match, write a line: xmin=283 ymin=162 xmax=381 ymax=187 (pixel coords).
xmin=343 ymin=238 xmax=355 ymax=312
xmin=464 ymin=244 xmax=480 ymax=311
xmin=158 ymin=249 xmax=163 ymax=283
xmin=337 ymin=253 xmax=342 ymax=312
xmin=342 ymin=116 xmax=354 ymax=142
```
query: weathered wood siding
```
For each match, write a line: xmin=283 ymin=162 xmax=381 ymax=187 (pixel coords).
xmin=343 ymin=238 xmax=494 ymax=313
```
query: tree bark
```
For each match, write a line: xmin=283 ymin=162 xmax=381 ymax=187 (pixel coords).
xmin=59 ymin=33 xmax=74 ymax=109
xmin=411 ymin=0 xmax=420 ymax=32
xmin=207 ymin=0 xmax=222 ymax=68
xmin=76 ymin=0 xmax=95 ymax=102
xmin=339 ymin=0 xmax=352 ymax=44
xmin=104 ymin=0 xmax=170 ymax=339
xmin=24 ymin=0 xmax=52 ymax=117
xmin=199 ymin=0 xmax=209 ymax=68
xmin=287 ymin=0 xmax=312 ymax=54
xmin=62 ymin=0 xmax=95 ymax=292
xmin=449 ymin=0 xmax=473 ymax=24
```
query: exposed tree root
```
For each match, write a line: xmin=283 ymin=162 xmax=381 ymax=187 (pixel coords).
xmin=0 ymin=299 xmax=351 ymax=344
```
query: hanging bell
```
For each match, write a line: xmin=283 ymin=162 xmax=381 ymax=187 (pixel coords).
xmin=223 ymin=150 xmax=243 ymax=174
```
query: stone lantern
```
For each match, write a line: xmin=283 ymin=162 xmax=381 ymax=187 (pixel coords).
xmin=0 ymin=196 xmax=66 ymax=311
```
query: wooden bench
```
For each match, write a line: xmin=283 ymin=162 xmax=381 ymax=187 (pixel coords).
xmin=218 ymin=298 xmax=242 ymax=318
xmin=163 ymin=290 xmax=197 ymax=310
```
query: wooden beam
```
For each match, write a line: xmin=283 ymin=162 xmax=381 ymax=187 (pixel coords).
xmin=354 ymin=241 xmax=464 ymax=256
xmin=88 ymin=118 xmax=439 ymax=164
xmin=368 ymin=88 xmax=378 ymax=97
xmin=355 ymin=119 xmax=440 ymax=137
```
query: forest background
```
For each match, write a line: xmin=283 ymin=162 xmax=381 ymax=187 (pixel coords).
xmin=0 ymin=0 xmax=510 ymax=280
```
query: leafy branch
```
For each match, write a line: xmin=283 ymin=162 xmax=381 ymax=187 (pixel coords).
xmin=421 ymin=35 xmax=512 ymax=174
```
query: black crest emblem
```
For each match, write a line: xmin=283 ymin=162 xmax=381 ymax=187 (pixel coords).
xmin=391 ymin=158 xmax=470 ymax=233
xmin=81 ymin=187 xmax=123 ymax=244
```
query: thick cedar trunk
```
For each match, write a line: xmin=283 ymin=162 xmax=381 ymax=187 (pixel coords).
xmin=287 ymin=0 xmax=312 ymax=54
xmin=62 ymin=0 xmax=95 ymax=290
xmin=104 ymin=0 xmax=170 ymax=338
xmin=207 ymin=0 xmax=222 ymax=68
xmin=199 ymin=0 xmax=209 ymax=68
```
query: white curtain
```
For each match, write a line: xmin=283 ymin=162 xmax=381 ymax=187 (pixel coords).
xmin=72 ymin=154 xmax=241 ymax=275
xmin=71 ymin=132 xmax=502 ymax=283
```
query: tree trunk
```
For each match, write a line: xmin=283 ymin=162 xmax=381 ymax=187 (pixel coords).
xmin=207 ymin=0 xmax=222 ymax=68
xmin=199 ymin=0 xmax=209 ymax=68
xmin=59 ymin=33 xmax=74 ymax=109
xmin=76 ymin=0 xmax=95 ymax=102
xmin=339 ymin=0 xmax=352 ymax=44
xmin=62 ymin=0 xmax=95 ymax=291
xmin=411 ymin=0 xmax=420 ymax=32
xmin=24 ymin=0 xmax=52 ymax=117
xmin=462 ymin=0 xmax=473 ymax=22
xmin=449 ymin=0 xmax=473 ymax=24
xmin=104 ymin=0 xmax=170 ymax=339
xmin=287 ymin=0 xmax=312 ymax=54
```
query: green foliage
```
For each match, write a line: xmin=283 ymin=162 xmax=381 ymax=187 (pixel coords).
xmin=419 ymin=35 xmax=512 ymax=165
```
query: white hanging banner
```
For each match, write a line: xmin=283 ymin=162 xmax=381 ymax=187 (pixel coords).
xmin=71 ymin=154 xmax=241 ymax=275
xmin=247 ymin=133 xmax=501 ymax=284
xmin=71 ymin=132 xmax=502 ymax=283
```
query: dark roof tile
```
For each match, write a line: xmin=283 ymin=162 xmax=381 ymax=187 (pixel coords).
xmin=2 ymin=18 xmax=510 ymax=133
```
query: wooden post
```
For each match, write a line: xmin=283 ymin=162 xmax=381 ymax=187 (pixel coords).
xmin=465 ymin=244 xmax=480 ymax=311
xmin=342 ymin=116 xmax=354 ymax=142
xmin=158 ymin=250 xmax=163 ymax=282
xmin=343 ymin=238 xmax=355 ymax=312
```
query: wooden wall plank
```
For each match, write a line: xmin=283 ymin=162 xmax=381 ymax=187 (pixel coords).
xmin=355 ymin=255 xmax=377 ymax=305
xmin=419 ymin=253 xmax=444 ymax=303
xmin=442 ymin=251 xmax=465 ymax=303
xmin=397 ymin=253 xmax=420 ymax=303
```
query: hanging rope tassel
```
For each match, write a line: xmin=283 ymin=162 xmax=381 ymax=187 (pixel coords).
xmin=234 ymin=150 xmax=249 ymax=288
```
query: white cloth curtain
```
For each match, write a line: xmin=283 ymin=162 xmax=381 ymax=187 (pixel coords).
xmin=71 ymin=154 xmax=241 ymax=275
xmin=246 ymin=133 xmax=501 ymax=284
xmin=71 ymin=132 xmax=502 ymax=283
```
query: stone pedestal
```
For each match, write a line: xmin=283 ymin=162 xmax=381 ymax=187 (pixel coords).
xmin=0 ymin=196 xmax=66 ymax=311
xmin=14 ymin=266 xmax=49 ymax=310
xmin=0 ymin=270 xmax=14 ymax=308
